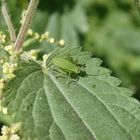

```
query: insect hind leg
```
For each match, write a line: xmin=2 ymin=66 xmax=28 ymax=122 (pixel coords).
xmin=51 ymin=69 xmax=79 ymax=86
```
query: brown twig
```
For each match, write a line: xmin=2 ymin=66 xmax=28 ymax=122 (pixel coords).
xmin=14 ymin=0 xmax=40 ymax=51
xmin=1 ymin=1 xmax=16 ymax=42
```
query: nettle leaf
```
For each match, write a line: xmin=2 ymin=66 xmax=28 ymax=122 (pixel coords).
xmin=4 ymin=47 xmax=140 ymax=140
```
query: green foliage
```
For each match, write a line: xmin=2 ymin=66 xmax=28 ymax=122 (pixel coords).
xmin=3 ymin=46 xmax=140 ymax=140
xmin=42 ymin=4 xmax=88 ymax=46
xmin=82 ymin=0 xmax=140 ymax=97
xmin=1 ymin=0 xmax=140 ymax=139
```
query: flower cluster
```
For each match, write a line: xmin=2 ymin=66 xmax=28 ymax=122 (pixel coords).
xmin=0 ymin=123 xmax=21 ymax=140
xmin=0 ymin=61 xmax=17 ymax=114
xmin=20 ymin=9 xmax=27 ymax=24
xmin=26 ymin=29 xmax=65 ymax=47
xmin=0 ymin=79 xmax=5 ymax=90
xmin=42 ymin=54 xmax=50 ymax=68
xmin=0 ymin=43 xmax=18 ymax=116
xmin=20 ymin=49 xmax=38 ymax=61
xmin=0 ymin=79 xmax=7 ymax=115
xmin=0 ymin=32 xmax=6 ymax=44
xmin=0 ymin=43 xmax=20 ymax=81
xmin=2 ymin=62 xmax=17 ymax=79
xmin=4 ymin=44 xmax=15 ymax=56
xmin=0 ymin=79 xmax=5 ymax=109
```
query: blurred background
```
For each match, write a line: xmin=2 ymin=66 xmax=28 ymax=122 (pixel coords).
xmin=0 ymin=0 xmax=140 ymax=100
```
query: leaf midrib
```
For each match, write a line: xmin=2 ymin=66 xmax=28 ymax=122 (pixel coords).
xmin=48 ymin=73 xmax=134 ymax=140
xmin=48 ymin=73 xmax=97 ymax=140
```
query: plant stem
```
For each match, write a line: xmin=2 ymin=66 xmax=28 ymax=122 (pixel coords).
xmin=14 ymin=0 xmax=40 ymax=51
xmin=1 ymin=0 xmax=16 ymax=42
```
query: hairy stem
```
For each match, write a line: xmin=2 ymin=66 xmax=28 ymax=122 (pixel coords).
xmin=1 ymin=1 xmax=16 ymax=42
xmin=14 ymin=0 xmax=40 ymax=51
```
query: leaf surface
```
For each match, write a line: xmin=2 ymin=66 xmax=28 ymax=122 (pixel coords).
xmin=4 ymin=47 xmax=140 ymax=140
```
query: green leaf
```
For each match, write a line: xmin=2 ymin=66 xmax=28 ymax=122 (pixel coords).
xmin=46 ymin=4 xmax=88 ymax=46
xmin=4 ymin=47 xmax=140 ymax=140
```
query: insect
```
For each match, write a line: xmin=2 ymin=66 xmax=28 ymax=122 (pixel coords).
xmin=52 ymin=57 xmax=80 ymax=74
xmin=48 ymin=57 xmax=81 ymax=85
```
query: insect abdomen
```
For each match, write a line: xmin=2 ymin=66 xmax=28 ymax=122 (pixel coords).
xmin=52 ymin=58 xmax=79 ymax=74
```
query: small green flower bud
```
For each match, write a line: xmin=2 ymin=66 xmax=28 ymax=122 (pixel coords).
xmin=58 ymin=39 xmax=65 ymax=46
xmin=49 ymin=38 xmax=55 ymax=44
